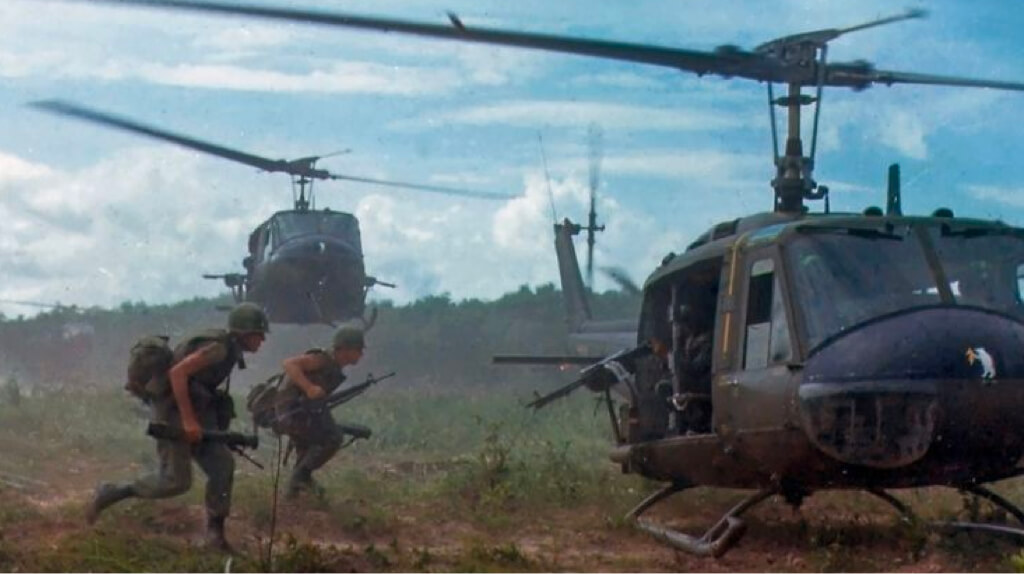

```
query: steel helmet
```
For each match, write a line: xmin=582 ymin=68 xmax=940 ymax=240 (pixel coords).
xmin=331 ymin=323 xmax=365 ymax=350
xmin=228 ymin=302 xmax=270 ymax=334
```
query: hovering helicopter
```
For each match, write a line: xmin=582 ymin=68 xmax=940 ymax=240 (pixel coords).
xmin=77 ymin=0 xmax=1024 ymax=557
xmin=30 ymin=100 xmax=513 ymax=325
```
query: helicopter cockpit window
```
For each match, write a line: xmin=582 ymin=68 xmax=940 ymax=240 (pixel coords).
xmin=789 ymin=225 xmax=1024 ymax=351
xmin=1017 ymin=263 xmax=1024 ymax=304
xmin=272 ymin=212 xmax=362 ymax=250
xmin=926 ymin=227 xmax=1024 ymax=318
xmin=787 ymin=226 xmax=937 ymax=351
xmin=743 ymin=259 xmax=791 ymax=370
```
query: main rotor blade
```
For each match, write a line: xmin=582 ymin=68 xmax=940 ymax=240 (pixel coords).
xmin=831 ymin=67 xmax=1024 ymax=92
xmin=82 ymin=1 xmax=1024 ymax=92
xmin=329 ymin=174 xmax=515 ymax=200
xmin=86 ymin=0 xmax=747 ymax=76
xmin=29 ymin=99 xmax=330 ymax=178
xmin=755 ymin=8 xmax=927 ymax=53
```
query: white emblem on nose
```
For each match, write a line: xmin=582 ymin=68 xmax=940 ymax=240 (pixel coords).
xmin=966 ymin=347 xmax=997 ymax=383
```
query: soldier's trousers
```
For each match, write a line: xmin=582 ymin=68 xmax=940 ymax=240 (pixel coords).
xmin=129 ymin=392 xmax=235 ymax=518
xmin=278 ymin=410 xmax=344 ymax=480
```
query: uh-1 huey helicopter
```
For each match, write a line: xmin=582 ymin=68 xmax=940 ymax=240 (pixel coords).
xmin=30 ymin=100 xmax=513 ymax=325
xmin=84 ymin=0 xmax=1024 ymax=557
xmin=496 ymin=124 xmax=638 ymax=368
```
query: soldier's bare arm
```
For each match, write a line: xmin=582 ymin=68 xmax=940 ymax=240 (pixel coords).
xmin=282 ymin=353 xmax=330 ymax=399
xmin=169 ymin=342 xmax=227 ymax=443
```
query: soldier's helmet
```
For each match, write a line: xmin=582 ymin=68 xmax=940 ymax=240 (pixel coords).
xmin=332 ymin=323 xmax=365 ymax=350
xmin=228 ymin=302 xmax=271 ymax=335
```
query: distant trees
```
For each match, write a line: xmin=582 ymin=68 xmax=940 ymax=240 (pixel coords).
xmin=0 ymin=286 xmax=640 ymax=390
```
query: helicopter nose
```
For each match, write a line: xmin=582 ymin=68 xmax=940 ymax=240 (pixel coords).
xmin=799 ymin=306 xmax=1024 ymax=471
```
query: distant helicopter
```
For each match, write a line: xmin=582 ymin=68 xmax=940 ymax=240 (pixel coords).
xmin=71 ymin=1 xmax=1024 ymax=557
xmin=30 ymin=100 xmax=513 ymax=325
xmin=497 ymin=126 xmax=637 ymax=368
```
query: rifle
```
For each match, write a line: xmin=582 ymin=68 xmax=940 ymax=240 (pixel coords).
xmin=147 ymin=422 xmax=259 ymax=450
xmin=336 ymin=422 xmax=372 ymax=440
xmin=526 ymin=343 xmax=651 ymax=410
xmin=275 ymin=371 xmax=396 ymax=421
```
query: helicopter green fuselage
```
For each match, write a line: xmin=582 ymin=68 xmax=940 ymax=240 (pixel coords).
xmin=615 ymin=210 xmax=1024 ymax=491
xmin=245 ymin=208 xmax=368 ymax=323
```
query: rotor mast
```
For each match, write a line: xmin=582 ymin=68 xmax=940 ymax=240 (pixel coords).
xmin=763 ymin=10 xmax=926 ymax=214
xmin=770 ymin=78 xmax=822 ymax=213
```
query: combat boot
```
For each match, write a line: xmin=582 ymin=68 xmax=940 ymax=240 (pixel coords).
xmin=85 ymin=482 xmax=133 ymax=525
xmin=204 ymin=515 xmax=234 ymax=553
xmin=284 ymin=466 xmax=311 ymax=497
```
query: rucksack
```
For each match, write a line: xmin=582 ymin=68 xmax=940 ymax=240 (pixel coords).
xmin=247 ymin=373 xmax=284 ymax=428
xmin=125 ymin=335 xmax=174 ymax=400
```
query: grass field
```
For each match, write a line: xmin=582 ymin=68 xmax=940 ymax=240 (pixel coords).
xmin=2 ymin=384 xmax=1024 ymax=572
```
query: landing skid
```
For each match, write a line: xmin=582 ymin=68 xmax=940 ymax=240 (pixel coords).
xmin=871 ymin=484 xmax=1024 ymax=540
xmin=627 ymin=482 xmax=777 ymax=558
xmin=627 ymin=482 xmax=1024 ymax=558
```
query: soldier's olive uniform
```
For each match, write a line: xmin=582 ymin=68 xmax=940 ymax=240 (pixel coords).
xmin=129 ymin=330 xmax=243 ymax=518
xmin=88 ymin=302 xmax=267 ymax=551
xmin=274 ymin=349 xmax=347 ymax=492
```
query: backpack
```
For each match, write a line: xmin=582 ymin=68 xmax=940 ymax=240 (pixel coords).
xmin=125 ymin=335 xmax=174 ymax=401
xmin=246 ymin=373 xmax=284 ymax=428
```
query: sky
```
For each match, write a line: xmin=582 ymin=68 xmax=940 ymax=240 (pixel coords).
xmin=2 ymin=0 xmax=1024 ymax=318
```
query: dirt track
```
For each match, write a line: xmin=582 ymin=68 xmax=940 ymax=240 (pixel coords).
xmin=3 ymin=469 xmax=1021 ymax=572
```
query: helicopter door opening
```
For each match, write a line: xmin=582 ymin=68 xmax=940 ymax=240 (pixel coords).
xmin=635 ymin=257 xmax=723 ymax=439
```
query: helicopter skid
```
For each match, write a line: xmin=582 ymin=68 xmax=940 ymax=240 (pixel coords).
xmin=626 ymin=482 xmax=777 ymax=558
xmin=870 ymin=484 xmax=1024 ymax=541
xmin=630 ymin=482 xmax=1024 ymax=558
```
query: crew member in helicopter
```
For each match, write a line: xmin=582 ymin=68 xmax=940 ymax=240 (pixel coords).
xmin=273 ymin=323 xmax=366 ymax=498
xmin=674 ymin=304 xmax=714 ymax=434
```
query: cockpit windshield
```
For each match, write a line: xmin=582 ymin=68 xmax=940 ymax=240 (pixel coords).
xmin=786 ymin=224 xmax=1024 ymax=351
xmin=271 ymin=211 xmax=362 ymax=250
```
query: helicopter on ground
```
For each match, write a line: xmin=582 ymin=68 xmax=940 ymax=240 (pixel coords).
xmin=78 ymin=1 xmax=1024 ymax=557
xmin=497 ymin=125 xmax=637 ymax=368
xmin=30 ymin=100 xmax=513 ymax=325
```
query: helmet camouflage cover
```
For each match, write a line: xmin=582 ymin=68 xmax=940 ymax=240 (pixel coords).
xmin=228 ymin=302 xmax=270 ymax=334
xmin=332 ymin=323 xmax=365 ymax=350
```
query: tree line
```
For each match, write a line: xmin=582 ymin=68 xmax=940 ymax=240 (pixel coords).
xmin=0 ymin=285 xmax=639 ymax=391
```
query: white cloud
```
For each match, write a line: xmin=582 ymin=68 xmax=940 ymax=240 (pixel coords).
xmin=0 ymin=152 xmax=54 ymax=183
xmin=392 ymin=100 xmax=746 ymax=131
xmin=965 ymin=184 xmax=1024 ymax=208
xmin=0 ymin=146 xmax=283 ymax=316
xmin=136 ymin=61 xmax=460 ymax=95
xmin=192 ymin=24 xmax=295 ymax=54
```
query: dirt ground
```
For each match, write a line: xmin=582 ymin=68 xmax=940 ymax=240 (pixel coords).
xmin=2 ymin=455 xmax=1021 ymax=573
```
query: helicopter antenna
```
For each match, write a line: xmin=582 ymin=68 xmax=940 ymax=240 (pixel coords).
xmin=586 ymin=123 xmax=605 ymax=290
xmin=887 ymin=163 xmax=903 ymax=216
xmin=537 ymin=132 xmax=558 ymax=224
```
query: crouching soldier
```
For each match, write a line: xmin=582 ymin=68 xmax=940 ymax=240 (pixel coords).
xmin=85 ymin=302 xmax=270 ymax=552
xmin=275 ymin=324 xmax=365 ymax=498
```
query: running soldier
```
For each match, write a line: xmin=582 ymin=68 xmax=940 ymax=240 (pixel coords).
xmin=85 ymin=302 xmax=269 ymax=551
xmin=274 ymin=323 xmax=364 ymax=498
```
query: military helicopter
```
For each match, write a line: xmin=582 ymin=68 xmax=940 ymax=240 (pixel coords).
xmin=78 ymin=0 xmax=1024 ymax=557
xmin=497 ymin=126 xmax=637 ymax=367
xmin=30 ymin=100 xmax=513 ymax=325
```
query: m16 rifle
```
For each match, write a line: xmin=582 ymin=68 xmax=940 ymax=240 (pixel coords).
xmin=147 ymin=422 xmax=264 ymax=468
xmin=275 ymin=371 xmax=396 ymax=422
